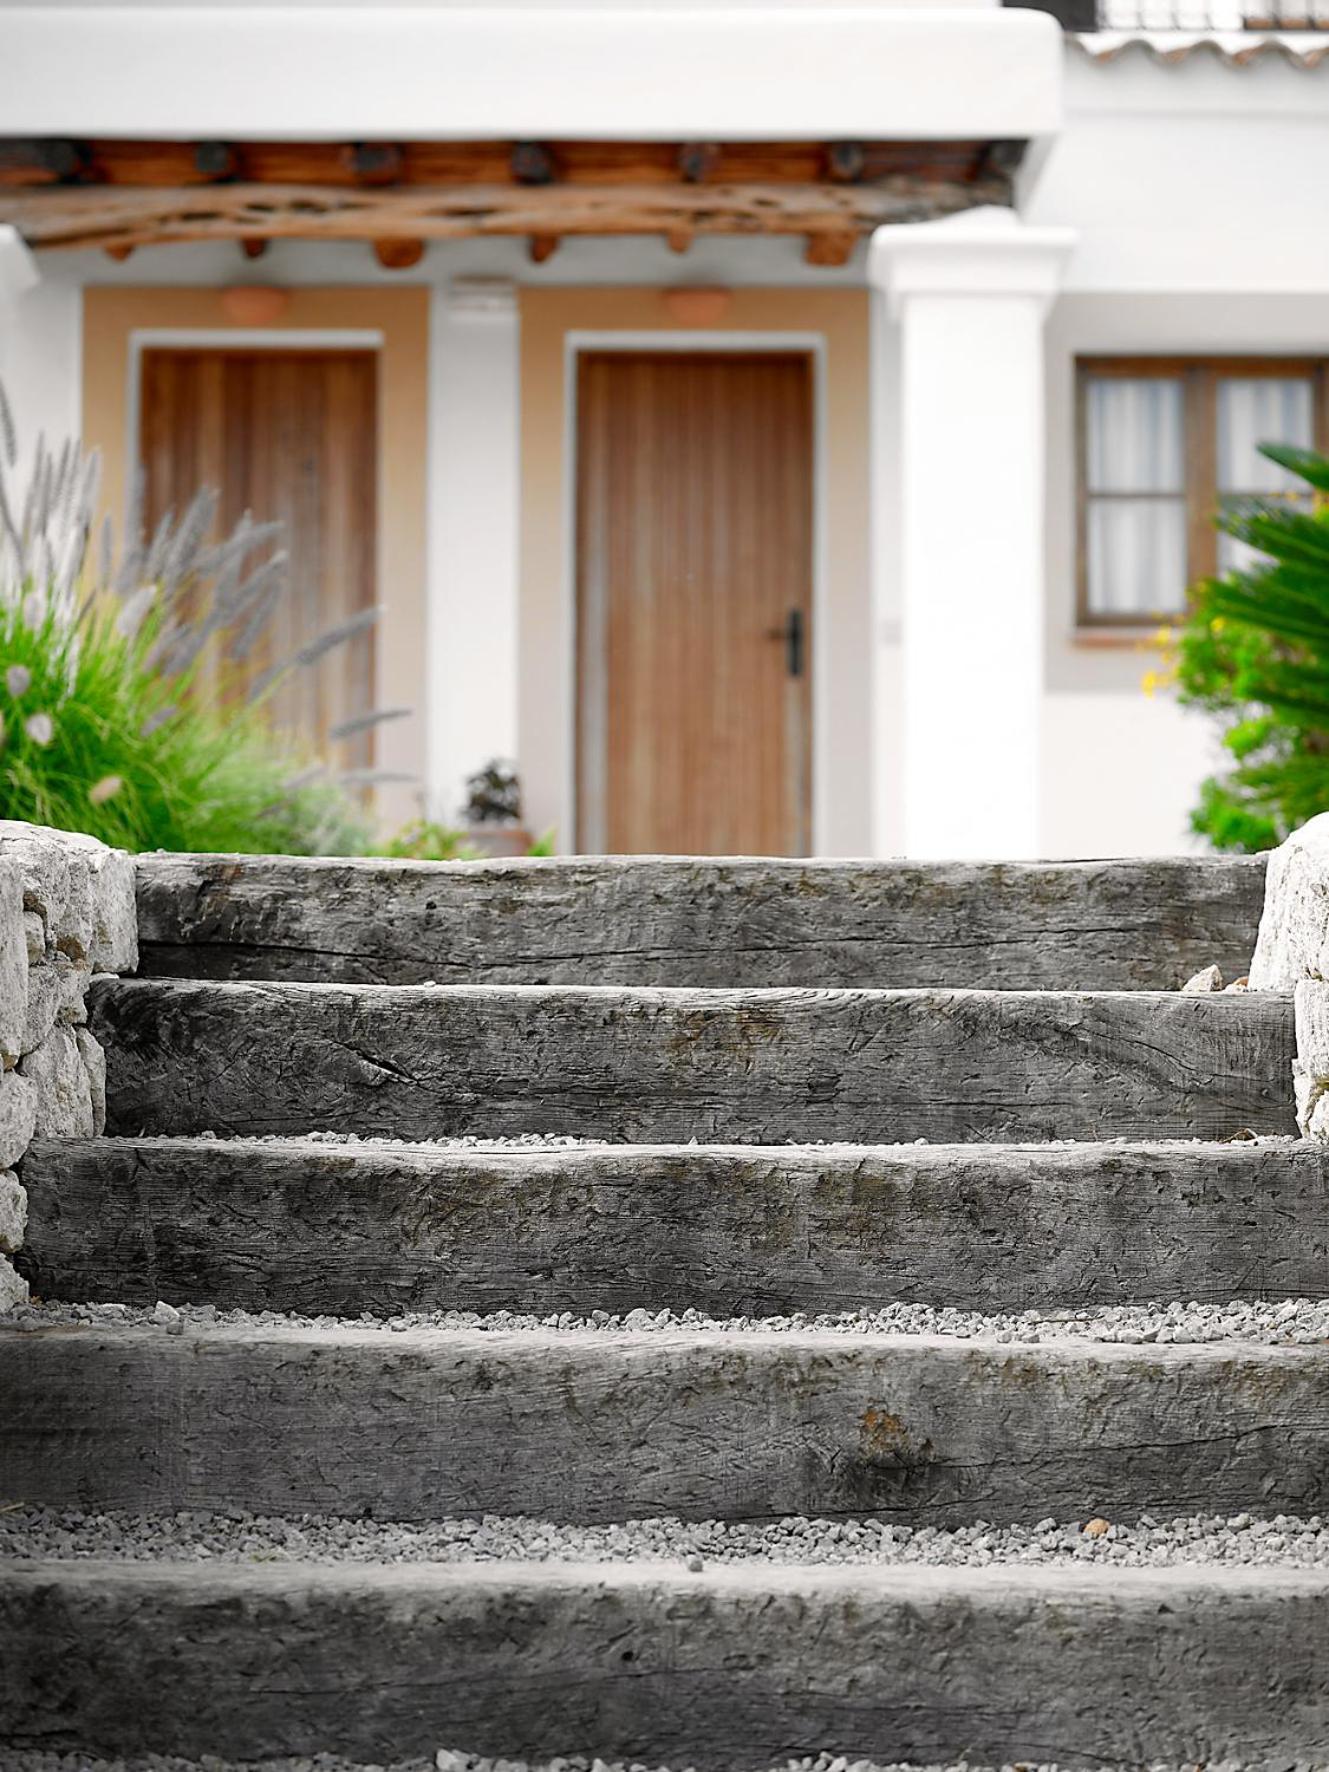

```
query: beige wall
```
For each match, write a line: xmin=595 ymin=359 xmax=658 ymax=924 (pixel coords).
xmin=520 ymin=286 xmax=872 ymax=855
xmin=81 ymin=285 xmax=430 ymax=830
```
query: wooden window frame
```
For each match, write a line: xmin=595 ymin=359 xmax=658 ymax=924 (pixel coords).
xmin=1076 ymin=355 xmax=1329 ymax=630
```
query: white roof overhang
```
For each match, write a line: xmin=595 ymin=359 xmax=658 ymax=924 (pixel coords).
xmin=1 ymin=5 xmax=1064 ymax=142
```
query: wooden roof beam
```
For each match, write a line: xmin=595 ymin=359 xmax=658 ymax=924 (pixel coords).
xmin=0 ymin=176 xmax=1015 ymax=255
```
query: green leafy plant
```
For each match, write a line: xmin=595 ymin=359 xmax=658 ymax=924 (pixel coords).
xmin=1162 ymin=445 xmax=1329 ymax=852
xmin=0 ymin=388 xmax=381 ymax=854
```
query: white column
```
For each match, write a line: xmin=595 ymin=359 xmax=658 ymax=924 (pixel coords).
xmin=868 ymin=209 xmax=1075 ymax=861
xmin=426 ymin=276 xmax=521 ymax=826
xmin=0 ymin=226 xmax=81 ymax=485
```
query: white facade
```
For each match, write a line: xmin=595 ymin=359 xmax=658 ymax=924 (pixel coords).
xmin=2 ymin=4 xmax=1327 ymax=858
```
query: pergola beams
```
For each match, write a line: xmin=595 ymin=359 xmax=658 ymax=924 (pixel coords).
xmin=0 ymin=137 xmax=1019 ymax=265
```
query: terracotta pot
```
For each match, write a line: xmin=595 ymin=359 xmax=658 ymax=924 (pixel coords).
xmin=464 ymin=826 xmax=532 ymax=859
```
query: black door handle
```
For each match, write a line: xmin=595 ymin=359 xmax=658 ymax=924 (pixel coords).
xmin=765 ymin=608 xmax=805 ymax=679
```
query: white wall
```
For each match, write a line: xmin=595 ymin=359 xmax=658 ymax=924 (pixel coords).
xmin=1024 ymin=47 xmax=1329 ymax=858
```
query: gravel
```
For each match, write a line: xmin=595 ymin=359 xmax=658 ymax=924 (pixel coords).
xmin=0 ymin=1751 xmax=1317 ymax=1772
xmin=6 ymin=1296 xmax=1329 ymax=1345
xmin=121 ymin=1130 xmax=1301 ymax=1152
xmin=4 ymin=1507 xmax=1329 ymax=1569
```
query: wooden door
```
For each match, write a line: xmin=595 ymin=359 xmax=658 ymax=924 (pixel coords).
xmin=576 ymin=351 xmax=813 ymax=855
xmin=138 ymin=348 xmax=377 ymax=768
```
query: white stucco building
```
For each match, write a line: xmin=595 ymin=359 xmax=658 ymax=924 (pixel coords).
xmin=1 ymin=0 xmax=1326 ymax=858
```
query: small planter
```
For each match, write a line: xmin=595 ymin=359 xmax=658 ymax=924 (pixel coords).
xmin=463 ymin=825 xmax=531 ymax=859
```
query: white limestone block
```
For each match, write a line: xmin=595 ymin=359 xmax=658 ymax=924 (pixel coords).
xmin=23 ymin=911 xmax=44 ymax=965
xmin=1294 ymin=979 xmax=1329 ymax=1139
xmin=0 ymin=1069 xmax=37 ymax=1168
xmin=21 ymin=1024 xmax=95 ymax=1139
xmin=0 ymin=1253 xmax=28 ymax=1313
xmin=0 ymin=1170 xmax=26 ymax=1254
xmin=0 ymin=855 xmax=26 ymax=1068
xmin=76 ymin=1027 xmax=107 ymax=1136
xmin=1251 ymin=814 xmax=1329 ymax=990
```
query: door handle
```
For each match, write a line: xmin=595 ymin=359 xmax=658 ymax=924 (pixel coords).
xmin=765 ymin=608 xmax=805 ymax=679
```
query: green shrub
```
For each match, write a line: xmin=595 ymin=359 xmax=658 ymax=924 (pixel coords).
xmin=0 ymin=393 xmax=373 ymax=854
xmin=1165 ymin=444 xmax=1329 ymax=852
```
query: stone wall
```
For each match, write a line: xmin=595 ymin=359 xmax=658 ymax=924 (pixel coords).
xmin=0 ymin=822 xmax=137 ymax=1309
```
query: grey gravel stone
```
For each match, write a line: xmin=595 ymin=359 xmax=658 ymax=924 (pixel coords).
xmin=8 ymin=1295 xmax=1329 ymax=1346
xmin=4 ymin=1507 xmax=1329 ymax=1572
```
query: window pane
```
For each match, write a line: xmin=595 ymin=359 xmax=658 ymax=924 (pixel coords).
xmin=1217 ymin=377 xmax=1314 ymax=494
xmin=1087 ymin=497 xmax=1188 ymax=616
xmin=1085 ymin=378 xmax=1185 ymax=494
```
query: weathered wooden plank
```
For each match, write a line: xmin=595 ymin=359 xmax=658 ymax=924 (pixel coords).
xmin=133 ymin=852 xmax=1269 ymax=990
xmin=1 ymin=175 xmax=1009 ymax=252
xmin=90 ymin=977 xmax=1295 ymax=1144
xmin=4 ymin=1560 xmax=1327 ymax=1765
xmin=20 ymin=1135 xmax=1329 ymax=1316
xmin=3 ymin=1322 xmax=1326 ymax=1524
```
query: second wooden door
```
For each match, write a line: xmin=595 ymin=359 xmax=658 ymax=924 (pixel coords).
xmin=576 ymin=350 xmax=814 ymax=855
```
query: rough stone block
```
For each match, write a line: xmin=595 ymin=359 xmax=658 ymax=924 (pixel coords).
xmin=22 ymin=911 xmax=44 ymax=966
xmin=75 ymin=1028 xmax=106 ymax=1137
xmin=21 ymin=1025 xmax=95 ymax=1140
xmin=0 ymin=823 xmax=136 ymax=975
xmin=1294 ymin=980 xmax=1329 ymax=1138
xmin=0 ymin=1170 xmax=25 ymax=1254
xmin=23 ymin=953 xmax=87 ymax=1054
xmin=1251 ymin=813 xmax=1329 ymax=990
xmin=0 ymin=1070 xmax=37 ymax=1168
xmin=0 ymin=856 xmax=27 ymax=1068
xmin=0 ymin=1252 xmax=28 ymax=1312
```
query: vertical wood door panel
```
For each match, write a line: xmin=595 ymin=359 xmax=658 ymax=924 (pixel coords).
xmin=576 ymin=351 xmax=813 ymax=855
xmin=138 ymin=348 xmax=378 ymax=769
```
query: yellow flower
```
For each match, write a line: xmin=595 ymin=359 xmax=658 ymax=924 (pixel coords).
xmin=1142 ymin=670 xmax=1160 ymax=698
xmin=1211 ymin=617 xmax=1226 ymax=634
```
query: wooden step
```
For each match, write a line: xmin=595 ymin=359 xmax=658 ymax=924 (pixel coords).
xmin=19 ymin=1135 xmax=1329 ymax=1317
xmin=4 ymin=1318 xmax=1326 ymax=1525
xmin=134 ymin=851 xmax=1267 ymax=991
xmin=89 ymin=978 xmax=1296 ymax=1144
xmin=3 ymin=1557 xmax=1326 ymax=1764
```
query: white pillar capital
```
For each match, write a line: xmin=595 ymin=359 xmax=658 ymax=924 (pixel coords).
xmin=0 ymin=225 xmax=39 ymax=304
xmin=868 ymin=207 xmax=1077 ymax=319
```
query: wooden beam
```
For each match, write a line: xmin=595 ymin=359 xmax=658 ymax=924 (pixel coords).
xmin=677 ymin=143 xmax=720 ymax=184
xmin=193 ymin=142 xmax=238 ymax=182
xmin=804 ymin=229 xmax=858 ymax=268
xmin=826 ymin=142 xmax=866 ymax=184
xmin=372 ymin=237 xmax=425 ymax=270
xmin=342 ymin=143 xmax=405 ymax=185
xmin=0 ymin=137 xmax=1000 ymax=191
xmin=0 ymin=177 xmax=1014 ymax=253
xmin=511 ymin=142 xmax=556 ymax=186
xmin=528 ymin=233 xmax=560 ymax=264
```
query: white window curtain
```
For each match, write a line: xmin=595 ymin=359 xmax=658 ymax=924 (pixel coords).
xmin=1216 ymin=377 xmax=1314 ymax=575
xmin=1084 ymin=378 xmax=1187 ymax=618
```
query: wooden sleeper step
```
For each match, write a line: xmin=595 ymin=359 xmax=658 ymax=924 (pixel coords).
xmin=19 ymin=1134 xmax=1329 ymax=1317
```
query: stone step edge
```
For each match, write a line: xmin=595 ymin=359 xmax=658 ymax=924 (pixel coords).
xmin=30 ymin=1132 xmax=1309 ymax=1157
xmin=96 ymin=977 xmax=1295 ymax=1004
xmin=4 ymin=1558 xmax=1326 ymax=1768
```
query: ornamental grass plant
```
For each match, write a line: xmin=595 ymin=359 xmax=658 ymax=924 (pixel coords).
xmin=0 ymin=387 xmax=381 ymax=854
xmin=1159 ymin=444 xmax=1329 ymax=852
